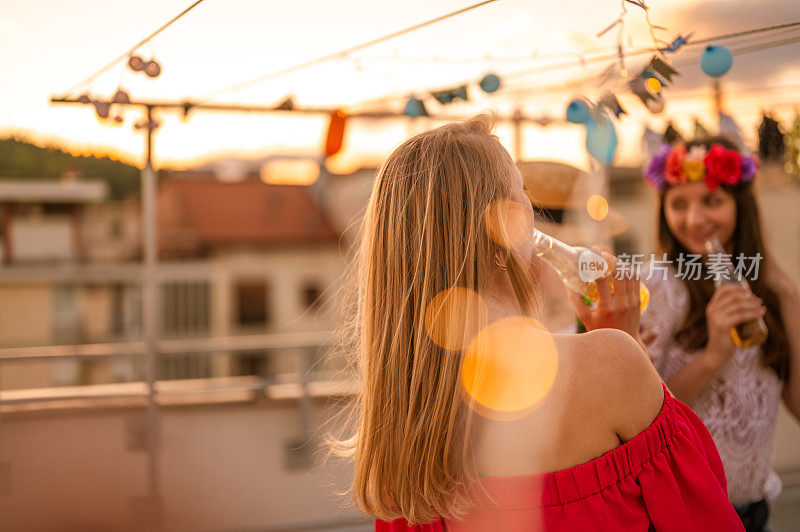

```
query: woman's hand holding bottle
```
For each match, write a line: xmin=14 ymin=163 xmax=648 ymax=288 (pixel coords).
xmin=569 ymin=247 xmax=645 ymax=346
xmin=704 ymin=284 xmax=765 ymax=365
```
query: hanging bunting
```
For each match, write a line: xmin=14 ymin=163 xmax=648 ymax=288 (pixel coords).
xmin=404 ymin=96 xmax=429 ymax=117
xmin=719 ymin=111 xmax=746 ymax=151
xmin=758 ymin=114 xmax=784 ymax=161
xmin=325 ymin=109 xmax=347 ymax=157
xmin=659 ymin=33 xmax=692 ymax=53
xmin=663 ymin=121 xmax=684 ymax=144
xmin=646 ymin=94 xmax=665 ymax=114
xmin=112 ymin=89 xmax=130 ymax=104
xmin=599 ymin=93 xmax=626 ymax=118
xmin=629 ymin=77 xmax=655 ymax=106
xmin=648 ymin=57 xmax=679 ymax=84
xmin=431 ymin=85 xmax=468 ymax=105
xmin=641 ymin=126 xmax=663 ymax=164
xmin=694 ymin=118 xmax=710 ymax=139
xmin=92 ymin=99 xmax=111 ymax=120
xmin=275 ymin=97 xmax=294 ymax=111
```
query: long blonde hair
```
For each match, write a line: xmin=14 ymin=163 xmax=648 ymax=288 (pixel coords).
xmin=342 ymin=114 xmax=539 ymax=523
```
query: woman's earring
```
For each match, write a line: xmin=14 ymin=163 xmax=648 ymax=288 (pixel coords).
xmin=494 ymin=252 xmax=507 ymax=271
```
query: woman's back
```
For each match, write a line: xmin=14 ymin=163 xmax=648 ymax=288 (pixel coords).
xmin=379 ymin=331 xmax=743 ymax=530
xmin=470 ymin=328 xmax=663 ymax=478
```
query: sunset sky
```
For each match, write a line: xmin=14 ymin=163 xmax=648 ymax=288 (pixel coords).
xmin=1 ymin=0 xmax=799 ymax=171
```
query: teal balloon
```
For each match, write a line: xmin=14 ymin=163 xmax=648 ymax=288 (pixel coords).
xmin=566 ymin=99 xmax=592 ymax=124
xmin=700 ymin=45 xmax=733 ymax=77
xmin=479 ymin=73 xmax=501 ymax=93
xmin=586 ymin=117 xmax=617 ymax=165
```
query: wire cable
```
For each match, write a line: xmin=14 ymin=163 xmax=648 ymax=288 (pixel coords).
xmin=63 ymin=0 xmax=208 ymax=96
xmin=194 ymin=0 xmax=502 ymax=103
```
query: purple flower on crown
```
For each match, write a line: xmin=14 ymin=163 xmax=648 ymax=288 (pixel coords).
xmin=740 ymin=154 xmax=759 ymax=182
xmin=645 ymin=145 xmax=670 ymax=190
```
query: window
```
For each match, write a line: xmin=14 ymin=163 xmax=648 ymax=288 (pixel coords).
xmin=161 ymin=281 xmax=211 ymax=337
xmin=159 ymin=280 xmax=212 ymax=380
xmin=301 ymin=282 xmax=322 ymax=310
xmin=235 ymin=280 xmax=270 ymax=327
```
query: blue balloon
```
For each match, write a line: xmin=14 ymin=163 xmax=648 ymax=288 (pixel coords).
xmin=566 ymin=99 xmax=592 ymax=124
xmin=479 ymin=73 xmax=501 ymax=93
xmin=586 ymin=117 xmax=617 ymax=165
xmin=700 ymin=45 xmax=733 ymax=77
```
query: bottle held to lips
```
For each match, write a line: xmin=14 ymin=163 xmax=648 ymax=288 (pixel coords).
xmin=704 ymin=236 xmax=768 ymax=348
xmin=531 ymin=228 xmax=650 ymax=312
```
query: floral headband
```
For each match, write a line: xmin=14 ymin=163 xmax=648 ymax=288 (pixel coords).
xmin=645 ymin=143 xmax=759 ymax=191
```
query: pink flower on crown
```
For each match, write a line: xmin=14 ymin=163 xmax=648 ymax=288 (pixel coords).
xmin=664 ymin=144 xmax=687 ymax=184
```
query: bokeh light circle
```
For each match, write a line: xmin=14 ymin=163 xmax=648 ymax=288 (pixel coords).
xmin=586 ymin=194 xmax=609 ymax=221
xmin=645 ymin=77 xmax=662 ymax=93
xmin=461 ymin=316 xmax=558 ymax=416
xmin=424 ymin=287 xmax=488 ymax=351
xmin=484 ymin=199 xmax=534 ymax=249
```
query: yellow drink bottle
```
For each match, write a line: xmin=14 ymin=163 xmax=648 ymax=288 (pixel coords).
xmin=704 ymin=236 xmax=768 ymax=348
xmin=531 ymin=228 xmax=649 ymax=312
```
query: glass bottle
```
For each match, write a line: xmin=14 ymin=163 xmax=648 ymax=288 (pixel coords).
xmin=704 ymin=236 xmax=768 ymax=347
xmin=532 ymin=228 xmax=650 ymax=312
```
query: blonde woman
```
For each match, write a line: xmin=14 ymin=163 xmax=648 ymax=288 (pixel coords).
xmin=340 ymin=115 xmax=742 ymax=531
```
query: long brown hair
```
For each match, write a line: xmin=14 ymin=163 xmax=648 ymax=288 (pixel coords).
xmin=656 ymin=136 xmax=789 ymax=379
xmin=336 ymin=114 xmax=540 ymax=523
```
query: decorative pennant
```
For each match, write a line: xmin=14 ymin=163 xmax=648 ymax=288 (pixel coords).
xmin=112 ymin=89 xmax=130 ymax=104
xmin=404 ymin=96 xmax=429 ymax=117
xmin=648 ymin=57 xmax=679 ymax=84
xmin=431 ymin=85 xmax=468 ymax=105
xmin=641 ymin=68 xmax=664 ymax=91
xmin=275 ymin=97 xmax=294 ymax=111
xmin=646 ymin=94 xmax=665 ymax=114
xmin=629 ymin=77 xmax=655 ymax=106
xmin=758 ymin=114 xmax=784 ymax=161
xmin=659 ymin=33 xmax=692 ymax=53
xmin=663 ymin=121 xmax=684 ymax=144
xmin=599 ymin=93 xmax=626 ymax=118
xmin=694 ymin=118 xmax=710 ymax=139
xmin=92 ymin=99 xmax=110 ymax=119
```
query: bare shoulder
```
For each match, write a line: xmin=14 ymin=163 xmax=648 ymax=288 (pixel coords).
xmin=558 ymin=329 xmax=665 ymax=441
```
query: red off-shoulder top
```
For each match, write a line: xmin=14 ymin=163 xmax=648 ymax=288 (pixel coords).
xmin=376 ymin=385 xmax=743 ymax=531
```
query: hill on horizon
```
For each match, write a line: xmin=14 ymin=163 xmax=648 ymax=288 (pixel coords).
xmin=0 ymin=136 xmax=145 ymax=200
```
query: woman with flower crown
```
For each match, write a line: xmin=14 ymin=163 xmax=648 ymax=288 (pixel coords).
xmin=640 ymin=136 xmax=800 ymax=532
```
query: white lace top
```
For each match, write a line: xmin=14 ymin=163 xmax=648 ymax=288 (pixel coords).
xmin=640 ymin=266 xmax=783 ymax=505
